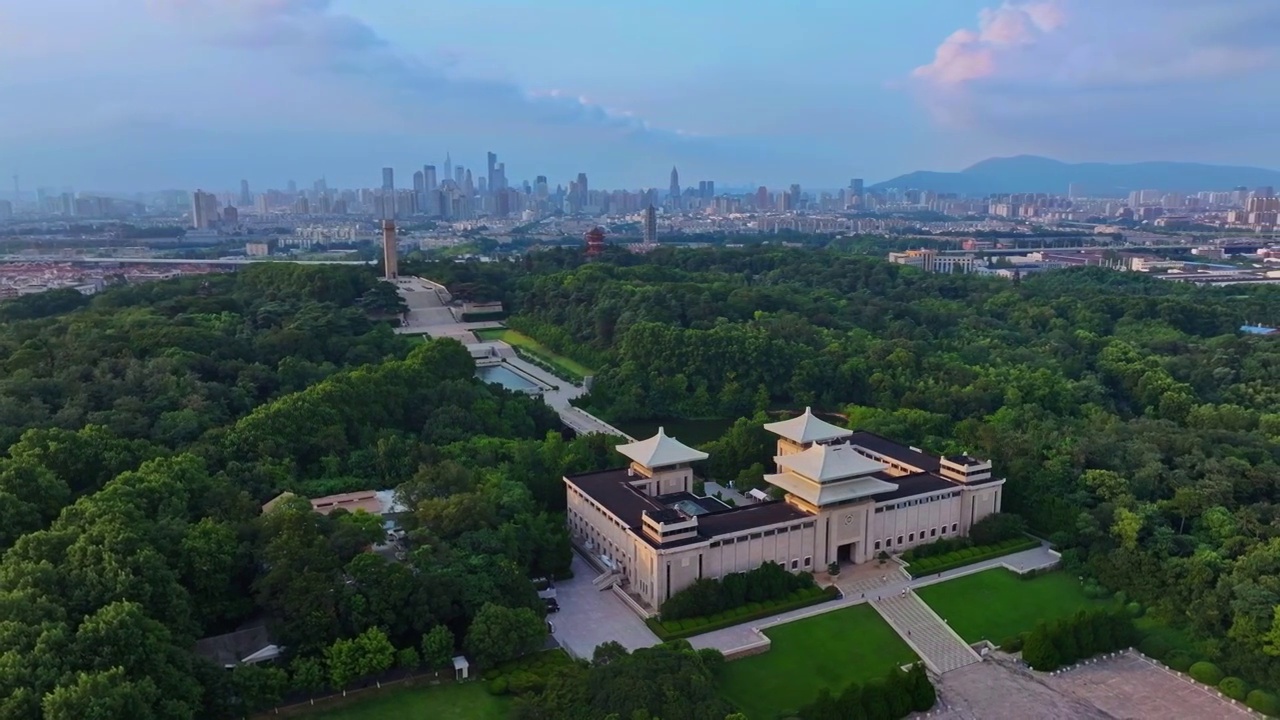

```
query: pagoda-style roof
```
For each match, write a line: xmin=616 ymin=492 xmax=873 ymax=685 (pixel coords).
xmin=764 ymin=471 xmax=898 ymax=507
xmin=616 ymin=427 xmax=709 ymax=469
xmin=774 ymin=443 xmax=885 ymax=483
xmin=764 ymin=407 xmax=853 ymax=445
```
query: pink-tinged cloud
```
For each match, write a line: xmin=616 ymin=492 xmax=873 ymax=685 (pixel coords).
xmin=913 ymin=1 xmax=1065 ymax=86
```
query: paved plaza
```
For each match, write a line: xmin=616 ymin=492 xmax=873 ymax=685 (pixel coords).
xmin=927 ymin=652 xmax=1258 ymax=720
xmin=549 ymin=553 xmax=659 ymax=659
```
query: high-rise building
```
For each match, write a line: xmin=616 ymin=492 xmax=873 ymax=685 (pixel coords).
xmin=382 ymin=167 xmax=394 ymax=191
xmin=755 ymin=186 xmax=769 ymax=210
xmin=487 ymin=152 xmax=498 ymax=197
xmin=644 ymin=205 xmax=657 ymax=244
xmin=413 ymin=170 xmax=425 ymax=211
xmin=382 ymin=219 xmax=398 ymax=280
xmin=576 ymin=173 xmax=589 ymax=211
xmin=222 ymin=204 xmax=238 ymax=225
xmin=191 ymin=190 xmax=218 ymax=229
xmin=455 ymin=166 xmax=465 ymax=186
xmin=443 ymin=153 xmax=452 ymax=183
xmin=424 ymin=165 xmax=437 ymax=192
xmin=669 ymin=167 xmax=681 ymax=208
xmin=287 ymin=180 xmax=297 ymax=195
xmin=851 ymin=178 xmax=864 ymax=198
xmin=239 ymin=179 xmax=251 ymax=206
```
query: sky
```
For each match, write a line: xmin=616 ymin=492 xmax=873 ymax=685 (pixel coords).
xmin=1 ymin=0 xmax=1278 ymax=192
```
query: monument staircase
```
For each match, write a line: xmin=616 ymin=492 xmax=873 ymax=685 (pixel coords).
xmin=873 ymin=592 xmax=981 ymax=674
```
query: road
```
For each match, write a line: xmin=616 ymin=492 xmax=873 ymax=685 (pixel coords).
xmin=394 ymin=276 xmax=631 ymax=440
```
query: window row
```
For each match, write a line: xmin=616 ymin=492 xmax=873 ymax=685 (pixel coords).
xmin=873 ymin=523 xmax=960 ymax=551
xmin=874 ymin=492 xmax=960 ymax=513
xmin=708 ymin=520 xmax=814 ymax=548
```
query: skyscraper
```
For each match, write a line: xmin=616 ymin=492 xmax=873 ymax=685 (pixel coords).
xmin=644 ymin=205 xmax=657 ymax=244
xmin=576 ymin=173 xmax=589 ymax=211
xmin=486 ymin=152 xmax=497 ymax=197
xmin=443 ymin=153 xmax=452 ymax=183
xmin=190 ymin=190 xmax=218 ymax=229
xmin=851 ymin=178 xmax=864 ymax=197
xmin=239 ymin=179 xmax=251 ymax=206
xmin=669 ymin=167 xmax=681 ymax=206
xmin=380 ymin=168 xmax=395 ymax=219
xmin=424 ymin=165 xmax=437 ymax=192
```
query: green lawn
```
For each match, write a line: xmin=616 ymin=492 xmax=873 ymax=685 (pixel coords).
xmin=472 ymin=328 xmax=594 ymax=378
xmin=294 ymin=681 xmax=508 ymax=720
xmin=915 ymin=569 xmax=1104 ymax=643
xmin=718 ymin=604 xmax=917 ymax=720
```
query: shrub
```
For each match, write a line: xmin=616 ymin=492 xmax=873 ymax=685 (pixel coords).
xmin=1138 ymin=635 xmax=1170 ymax=659
xmin=1164 ymin=650 xmax=1193 ymax=672
xmin=1247 ymin=690 xmax=1280 ymax=717
xmin=487 ymin=676 xmax=508 ymax=695
xmin=968 ymin=512 xmax=1027 ymax=546
xmin=1189 ymin=661 xmax=1224 ymax=686
xmin=660 ymin=561 xmax=814 ymax=621
xmin=1113 ymin=590 xmax=1127 ymax=605
xmin=507 ymin=670 xmax=545 ymax=696
xmin=1126 ymin=602 xmax=1144 ymax=618
xmin=1220 ymin=677 xmax=1250 ymax=701
xmin=396 ymin=647 xmax=421 ymax=670
xmin=999 ymin=635 xmax=1024 ymax=653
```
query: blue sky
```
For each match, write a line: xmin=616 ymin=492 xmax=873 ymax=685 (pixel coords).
xmin=1 ymin=0 xmax=1277 ymax=192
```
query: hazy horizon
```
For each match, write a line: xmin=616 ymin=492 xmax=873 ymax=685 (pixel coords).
xmin=2 ymin=0 xmax=1278 ymax=191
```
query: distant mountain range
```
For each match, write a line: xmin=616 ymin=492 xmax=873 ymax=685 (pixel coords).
xmin=870 ymin=155 xmax=1280 ymax=197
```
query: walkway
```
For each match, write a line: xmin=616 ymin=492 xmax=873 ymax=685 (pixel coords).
xmin=690 ymin=542 xmax=1059 ymax=656
xmin=873 ymin=591 xmax=980 ymax=673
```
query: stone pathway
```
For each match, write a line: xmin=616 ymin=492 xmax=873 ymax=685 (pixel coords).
xmin=690 ymin=543 xmax=1059 ymax=655
xmin=873 ymin=591 xmax=981 ymax=674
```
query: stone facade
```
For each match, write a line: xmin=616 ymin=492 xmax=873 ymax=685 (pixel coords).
xmin=566 ymin=411 xmax=1005 ymax=610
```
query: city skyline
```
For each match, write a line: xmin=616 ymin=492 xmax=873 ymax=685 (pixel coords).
xmin=2 ymin=0 xmax=1279 ymax=190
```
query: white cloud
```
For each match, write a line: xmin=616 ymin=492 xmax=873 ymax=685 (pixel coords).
xmin=907 ymin=0 xmax=1280 ymax=165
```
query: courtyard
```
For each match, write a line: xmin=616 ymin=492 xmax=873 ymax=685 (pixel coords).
xmin=928 ymin=652 xmax=1256 ymax=720
xmin=717 ymin=603 xmax=917 ymax=720
xmin=915 ymin=568 xmax=1105 ymax=644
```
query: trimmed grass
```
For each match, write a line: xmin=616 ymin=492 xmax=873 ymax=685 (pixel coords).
xmin=296 ymin=681 xmax=508 ymax=720
xmin=719 ymin=604 xmax=917 ymax=720
xmin=915 ymin=569 xmax=1104 ymax=644
xmin=473 ymin=328 xmax=594 ymax=378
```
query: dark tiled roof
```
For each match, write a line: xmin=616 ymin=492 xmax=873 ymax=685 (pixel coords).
xmin=870 ymin=472 xmax=958 ymax=502
xmin=964 ymin=475 xmax=1004 ymax=486
xmin=848 ymin=431 xmax=941 ymax=472
xmin=566 ymin=468 xmax=666 ymax=529
xmin=697 ymin=502 xmax=812 ymax=538
xmin=944 ymin=454 xmax=983 ymax=465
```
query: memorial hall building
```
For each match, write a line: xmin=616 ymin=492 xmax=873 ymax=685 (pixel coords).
xmin=564 ymin=408 xmax=1005 ymax=610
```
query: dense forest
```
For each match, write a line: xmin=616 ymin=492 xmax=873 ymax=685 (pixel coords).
xmin=418 ymin=246 xmax=1280 ymax=691
xmin=2 ymin=245 xmax=1278 ymax=718
xmin=0 ymin=266 xmax=622 ymax=719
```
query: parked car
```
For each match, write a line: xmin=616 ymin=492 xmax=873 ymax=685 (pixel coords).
xmin=544 ymin=598 xmax=560 ymax=614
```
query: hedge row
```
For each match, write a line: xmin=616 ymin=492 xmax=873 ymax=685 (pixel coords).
xmin=905 ymin=537 xmax=1040 ymax=577
xmin=647 ymin=586 xmax=839 ymax=641
xmin=460 ymin=311 xmax=508 ymax=322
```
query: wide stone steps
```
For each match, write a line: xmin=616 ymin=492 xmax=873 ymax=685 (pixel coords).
xmin=873 ymin=593 xmax=981 ymax=674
